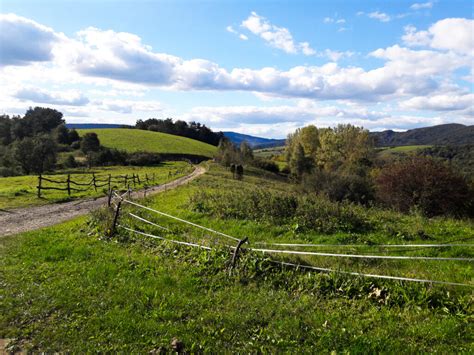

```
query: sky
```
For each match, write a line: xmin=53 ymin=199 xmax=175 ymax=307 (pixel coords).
xmin=0 ymin=0 xmax=473 ymax=138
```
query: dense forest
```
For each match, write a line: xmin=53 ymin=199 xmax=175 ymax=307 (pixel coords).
xmin=136 ymin=118 xmax=224 ymax=146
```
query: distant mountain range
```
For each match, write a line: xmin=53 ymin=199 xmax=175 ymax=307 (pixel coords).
xmin=225 ymin=124 xmax=473 ymax=148
xmin=223 ymin=132 xmax=286 ymax=148
xmin=66 ymin=123 xmax=473 ymax=148
xmin=371 ymin=124 xmax=473 ymax=147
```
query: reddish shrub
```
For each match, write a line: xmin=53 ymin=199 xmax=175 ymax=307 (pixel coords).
xmin=375 ymin=156 xmax=473 ymax=217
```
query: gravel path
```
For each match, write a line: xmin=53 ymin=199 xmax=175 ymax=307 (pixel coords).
xmin=0 ymin=166 xmax=206 ymax=237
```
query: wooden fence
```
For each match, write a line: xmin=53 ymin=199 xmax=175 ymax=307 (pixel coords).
xmin=37 ymin=172 xmax=156 ymax=198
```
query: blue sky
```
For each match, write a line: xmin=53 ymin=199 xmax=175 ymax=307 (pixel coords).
xmin=0 ymin=0 xmax=473 ymax=138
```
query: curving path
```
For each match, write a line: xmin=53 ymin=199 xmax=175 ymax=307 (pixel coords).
xmin=0 ymin=166 xmax=206 ymax=237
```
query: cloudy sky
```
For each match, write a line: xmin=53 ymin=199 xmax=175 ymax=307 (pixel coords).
xmin=0 ymin=0 xmax=473 ymax=138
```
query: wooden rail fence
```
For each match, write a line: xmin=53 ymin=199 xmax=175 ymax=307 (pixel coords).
xmin=37 ymin=172 xmax=156 ymax=198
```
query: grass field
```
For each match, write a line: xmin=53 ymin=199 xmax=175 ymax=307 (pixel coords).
xmin=1 ymin=163 xmax=473 ymax=352
xmin=254 ymin=146 xmax=285 ymax=158
xmin=78 ymin=129 xmax=217 ymax=157
xmin=377 ymin=145 xmax=432 ymax=157
xmin=0 ymin=162 xmax=192 ymax=210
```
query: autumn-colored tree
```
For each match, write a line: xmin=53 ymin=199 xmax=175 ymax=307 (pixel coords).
xmin=375 ymin=156 xmax=473 ymax=217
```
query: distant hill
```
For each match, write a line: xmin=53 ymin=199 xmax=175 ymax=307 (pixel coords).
xmin=223 ymin=132 xmax=285 ymax=148
xmin=66 ymin=123 xmax=131 ymax=129
xmin=371 ymin=124 xmax=474 ymax=147
xmin=77 ymin=128 xmax=216 ymax=158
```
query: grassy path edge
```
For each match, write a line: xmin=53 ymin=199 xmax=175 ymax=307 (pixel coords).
xmin=0 ymin=165 xmax=206 ymax=237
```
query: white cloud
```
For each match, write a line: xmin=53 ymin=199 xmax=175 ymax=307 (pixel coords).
xmin=368 ymin=11 xmax=391 ymax=22
xmin=400 ymin=93 xmax=474 ymax=112
xmin=403 ymin=18 xmax=474 ymax=55
xmin=0 ymin=13 xmax=61 ymax=66
xmin=226 ymin=25 xmax=237 ymax=34
xmin=14 ymin=87 xmax=89 ymax=106
xmin=410 ymin=2 xmax=433 ymax=10
xmin=239 ymin=34 xmax=248 ymax=41
xmin=1 ymin=13 xmax=473 ymax=130
xmin=241 ymin=11 xmax=316 ymax=56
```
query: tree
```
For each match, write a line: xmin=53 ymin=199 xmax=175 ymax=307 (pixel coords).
xmin=289 ymin=143 xmax=309 ymax=179
xmin=68 ymin=129 xmax=80 ymax=144
xmin=0 ymin=115 xmax=12 ymax=145
xmin=81 ymin=132 xmax=101 ymax=153
xmin=13 ymin=135 xmax=57 ymax=174
xmin=55 ymin=124 xmax=70 ymax=145
xmin=240 ymin=141 xmax=254 ymax=163
xmin=375 ymin=156 xmax=473 ymax=217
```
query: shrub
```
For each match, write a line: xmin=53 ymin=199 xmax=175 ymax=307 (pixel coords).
xmin=302 ymin=170 xmax=374 ymax=205
xmin=252 ymin=158 xmax=280 ymax=173
xmin=375 ymin=156 xmax=473 ymax=217
xmin=63 ymin=155 xmax=77 ymax=168
xmin=126 ymin=152 xmax=162 ymax=166
xmin=189 ymin=188 xmax=371 ymax=234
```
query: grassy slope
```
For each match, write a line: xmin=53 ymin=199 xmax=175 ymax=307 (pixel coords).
xmin=377 ymin=145 xmax=432 ymax=158
xmin=0 ymin=162 xmax=191 ymax=210
xmin=78 ymin=129 xmax=217 ymax=157
xmin=1 ymin=163 xmax=473 ymax=352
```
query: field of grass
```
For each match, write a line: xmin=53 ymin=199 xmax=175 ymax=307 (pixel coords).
xmin=1 ymin=163 xmax=473 ymax=352
xmin=254 ymin=145 xmax=285 ymax=158
xmin=78 ymin=129 xmax=217 ymax=158
xmin=377 ymin=145 xmax=432 ymax=158
xmin=0 ymin=162 xmax=192 ymax=210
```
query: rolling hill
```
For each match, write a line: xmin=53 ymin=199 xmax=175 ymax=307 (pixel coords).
xmin=371 ymin=124 xmax=473 ymax=146
xmin=78 ymin=128 xmax=217 ymax=158
xmin=67 ymin=123 xmax=131 ymax=129
xmin=223 ymin=131 xmax=285 ymax=148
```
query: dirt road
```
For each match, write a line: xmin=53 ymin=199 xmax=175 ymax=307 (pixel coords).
xmin=0 ymin=166 xmax=206 ymax=237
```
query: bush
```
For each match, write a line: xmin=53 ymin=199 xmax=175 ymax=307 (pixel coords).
xmin=89 ymin=148 xmax=127 ymax=166
xmin=63 ymin=155 xmax=77 ymax=168
xmin=189 ymin=188 xmax=371 ymax=234
xmin=126 ymin=152 xmax=161 ymax=166
xmin=252 ymin=158 xmax=280 ymax=173
xmin=375 ymin=156 xmax=473 ymax=217
xmin=0 ymin=166 xmax=21 ymax=177
xmin=302 ymin=170 xmax=374 ymax=205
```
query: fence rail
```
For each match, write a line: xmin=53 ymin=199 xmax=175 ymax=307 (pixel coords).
xmin=37 ymin=172 xmax=156 ymax=198
xmin=108 ymin=194 xmax=473 ymax=288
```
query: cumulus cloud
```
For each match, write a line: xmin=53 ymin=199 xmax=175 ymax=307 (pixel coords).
xmin=0 ymin=13 xmax=61 ymax=66
xmin=241 ymin=11 xmax=316 ymax=55
xmin=410 ymin=2 xmax=433 ymax=10
xmin=400 ymin=93 xmax=474 ymax=112
xmin=368 ymin=11 xmax=391 ymax=22
xmin=1 ymin=13 xmax=473 ymax=130
xmin=14 ymin=87 xmax=89 ymax=106
xmin=402 ymin=18 xmax=474 ymax=55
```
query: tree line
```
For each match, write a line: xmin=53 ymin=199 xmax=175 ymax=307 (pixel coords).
xmin=0 ymin=107 xmax=165 ymax=176
xmin=136 ymin=118 xmax=224 ymax=146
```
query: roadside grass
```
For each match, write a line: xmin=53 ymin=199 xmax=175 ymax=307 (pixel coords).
xmin=78 ymin=128 xmax=217 ymax=158
xmin=0 ymin=162 xmax=192 ymax=210
xmin=1 ymin=162 xmax=473 ymax=352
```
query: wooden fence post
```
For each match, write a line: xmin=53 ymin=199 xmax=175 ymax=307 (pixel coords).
xmin=92 ymin=173 xmax=97 ymax=192
xmin=145 ymin=173 xmax=149 ymax=184
xmin=137 ymin=174 xmax=141 ymax=185
xmin=107 ymin=188 xmax=113 ymax=207
xmin=230 ymin=237 xmax=249 ymax=270
xmin=132 ymin=173 xmax=136 ymax=188
xmin=67 ymin=174 xmax=71 ymax=196
xmin=108 ymin=174 xmax=111 ymax=191
xmin=127 ymin=184 xmax=131 ymax=199
xmin=110 ymin=200 xmax=122 ymax=237
xmin=124 ymin=174 xmax=128 ymax=188
xmin=37 ymin=174 xmax=42 ymax=198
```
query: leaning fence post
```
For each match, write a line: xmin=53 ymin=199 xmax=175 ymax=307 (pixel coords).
xmin=67 ymin=174 xmax=71 ymax=196
xmin=92 ymin=173 xmax=97 ymax=192
xmin=37 ymin=174 xmax=42 ymax=198
xmin=230 ymin=237 xmax=249 ymax=270
xmin=110 ymin=200 xmax=122 ymax=237
xmin=107 ymin=188 xmax=113 ymax=207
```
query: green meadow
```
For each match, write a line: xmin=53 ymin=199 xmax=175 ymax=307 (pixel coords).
xmin=1 ymin=163 xmax=472 ymax=352
xmin=78 ymin=129 xmax=217 ymax=158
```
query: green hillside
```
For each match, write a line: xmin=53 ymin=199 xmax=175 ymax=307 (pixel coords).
xmin=78 ymin=129 xmax=216 ymax=158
